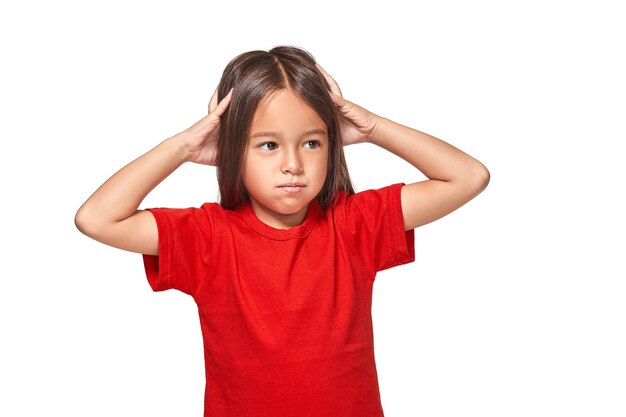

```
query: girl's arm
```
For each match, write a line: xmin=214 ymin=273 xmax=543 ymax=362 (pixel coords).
xmin=316 ymin=64 xmax=489 ymax=230
xmin=75 ymin=89 xmax=233 ymax=255
xmin=369 ymin=118 xmax=490 ymax=230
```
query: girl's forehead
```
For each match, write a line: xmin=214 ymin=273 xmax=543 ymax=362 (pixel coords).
xmin=250 ymin=89 xmax=327 ymax=135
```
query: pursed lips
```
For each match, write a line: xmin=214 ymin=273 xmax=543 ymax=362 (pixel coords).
xmin=277 ymin=183 xmax=306 ymax=193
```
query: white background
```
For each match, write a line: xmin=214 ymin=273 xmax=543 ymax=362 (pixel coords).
xmin=1 ymin=0 xmax=624 ymax=416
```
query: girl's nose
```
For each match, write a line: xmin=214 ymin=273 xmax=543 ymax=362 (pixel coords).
xmin=281 ymin=149 xmax=303 ymax=175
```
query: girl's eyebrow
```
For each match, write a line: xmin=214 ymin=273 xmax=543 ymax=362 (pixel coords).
xmin=250 ymin=128 xmax=327 ymax=139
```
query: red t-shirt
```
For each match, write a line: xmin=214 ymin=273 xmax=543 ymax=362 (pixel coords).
xmin=142 ymin=183 xmax=415 ymax=416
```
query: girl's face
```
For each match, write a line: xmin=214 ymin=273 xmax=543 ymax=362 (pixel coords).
xmin=243 ymin=88 xmax=329 ymax=229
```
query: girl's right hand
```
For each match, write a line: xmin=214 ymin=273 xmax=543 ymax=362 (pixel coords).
xmin=178 ymin=87 xmax=234 ymax=165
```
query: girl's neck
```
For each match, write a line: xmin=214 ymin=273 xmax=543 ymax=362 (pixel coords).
xmin=249 ymin=199 xmax=311 ymax=230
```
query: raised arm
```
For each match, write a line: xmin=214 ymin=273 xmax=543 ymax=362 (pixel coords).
xmin=316 ymin=64 xmax=489 ymax=230
xmin=369 ymin=118 xmax=489 ymax=230
xmin=74 ymin=88 xmax=233 ymax=255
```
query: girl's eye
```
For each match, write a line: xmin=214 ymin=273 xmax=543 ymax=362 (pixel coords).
xmin=304 ymin=140 xmax=321 ymax=149
xmin=259 ymin=142 xmax=278 ymax=151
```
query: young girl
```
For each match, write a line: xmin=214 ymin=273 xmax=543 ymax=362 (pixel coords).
xmin=76 ymin=46 xmax=489 ymax=416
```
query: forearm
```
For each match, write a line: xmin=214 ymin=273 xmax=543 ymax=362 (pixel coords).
xmin=76 ymin=134 xmax=189 ymax=227
xmin=369 ymin=116 xmax=489 ymax=185
xmin=318 ymin=61 xmax=489 ymax=229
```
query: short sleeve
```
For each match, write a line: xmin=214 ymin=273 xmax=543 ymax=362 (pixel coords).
xmin=141 ymin=205 xmax=214 ymax=296
xmin=343 ymin=183 xmax=415 ymax=272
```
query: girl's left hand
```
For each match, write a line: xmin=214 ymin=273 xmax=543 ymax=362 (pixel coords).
xmin=316 ymin=63 xmax=380 ymax=146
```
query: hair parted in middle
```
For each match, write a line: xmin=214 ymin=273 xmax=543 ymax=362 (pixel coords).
xmin=215 ymin=45 xmax=355 ymax=211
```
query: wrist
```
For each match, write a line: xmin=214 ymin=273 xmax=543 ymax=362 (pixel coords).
xmin=367 ymin=116 xmax=389 ymax=145
xmin=166 ymin=133 xmax=193 ymax=164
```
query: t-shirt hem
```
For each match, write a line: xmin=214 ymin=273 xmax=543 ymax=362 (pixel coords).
xmin=142 ymin=208 xmax=172 ymax=292
xmin=381 ymin=182 xmax=416 ymax=272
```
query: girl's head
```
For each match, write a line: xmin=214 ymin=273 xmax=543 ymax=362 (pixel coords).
xmin=215 ymin=46 xmax=354 ymax=219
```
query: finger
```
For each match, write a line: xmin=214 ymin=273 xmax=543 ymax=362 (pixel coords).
xmin=316 ymin=63 xmax=342 ymax=96
xmin=328 ymin=89 xmax=348 ymax=108
xmin=208 ymin=86 xmax=219 ymax=113
xmin=211 ymin=88 xmax=234 ymax=117
xmin=316 ymin=63 xmax=343 ymax=97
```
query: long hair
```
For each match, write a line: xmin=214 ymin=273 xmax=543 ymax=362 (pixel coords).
xmin=215 ymin=45 xmax=355 ymax=210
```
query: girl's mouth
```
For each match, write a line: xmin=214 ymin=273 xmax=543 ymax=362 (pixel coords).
xmin=278 ymin=184 xmax=306 ymax=193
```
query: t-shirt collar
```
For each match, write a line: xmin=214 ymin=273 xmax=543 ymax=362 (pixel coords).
xmin=237 ymin=199 xmax=321 ymax=240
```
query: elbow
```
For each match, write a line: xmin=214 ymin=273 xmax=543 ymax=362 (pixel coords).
xmin=463 ymin=161 xmax=490 ymax=196
xmin=74 ymin=205 xmax=90 ymax=235
xmin=475 ymin=163 xmax=490 ymax=192
xmin=74 ymin=205 xmax=101 ymax=238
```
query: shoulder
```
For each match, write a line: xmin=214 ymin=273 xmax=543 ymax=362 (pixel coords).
xmin=149 ymin=202 xmax=223 ymax=219
xmin=199 ymin=201 xmax=226 ymax=216
xmin=333 ymin=183 xmax=404 ymax=212
xmin=146 ymin=202 xmax=228 ymax=234
xmin=327 ymin=183 xmax=405 ymax=228
xmin=325 ymin=183 xmax=414 ymax=271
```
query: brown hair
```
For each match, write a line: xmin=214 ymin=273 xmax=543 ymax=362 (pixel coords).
xmin=215 ymin=45 xmax=355 ymax=210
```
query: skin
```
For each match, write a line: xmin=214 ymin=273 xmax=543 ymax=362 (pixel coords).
xmin=75 ymin=64 xmax=489 ymax=256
